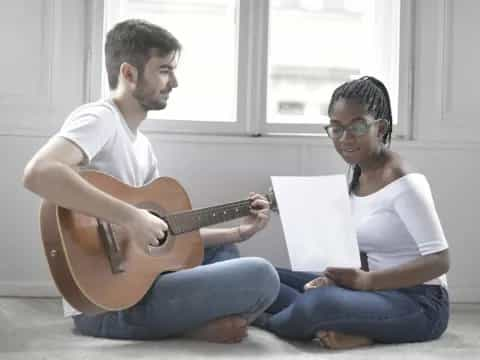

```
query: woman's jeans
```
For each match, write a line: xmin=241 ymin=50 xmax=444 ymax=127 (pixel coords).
xmin=73 ymin=244 xmax=280 ymax=339
xmin=264 ymin=268 xmax=449 ymax=343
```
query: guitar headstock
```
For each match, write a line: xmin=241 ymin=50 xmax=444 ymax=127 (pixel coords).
xmin=265 ymin=187 xmax=279 ymax=214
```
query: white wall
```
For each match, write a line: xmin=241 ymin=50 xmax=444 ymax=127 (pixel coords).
xmin=1 ymin=0 xmax=479 ymax=302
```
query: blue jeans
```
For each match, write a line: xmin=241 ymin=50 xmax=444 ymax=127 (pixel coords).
xmin=263 ymin=268 xmax=449 ymax=343
xmin=73 ymin=244 xmax=279 ymax=339
xmin=202 ymin=243 xmax=240 ymax=264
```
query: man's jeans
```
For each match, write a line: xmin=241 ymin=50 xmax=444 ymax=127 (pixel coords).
xmin=73 ymin=244 xmax=279 ymax=339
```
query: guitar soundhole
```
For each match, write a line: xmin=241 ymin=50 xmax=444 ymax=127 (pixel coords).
xmin=149 ymin=211 xmax=168 ymax=246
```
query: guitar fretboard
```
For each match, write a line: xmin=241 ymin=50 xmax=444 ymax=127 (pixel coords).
xmin=165 ymin=199 xmax=252 ymax=235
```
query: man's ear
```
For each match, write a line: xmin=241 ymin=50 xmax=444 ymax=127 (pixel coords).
xmin=119 ymin=62 xmax=138 ymax=89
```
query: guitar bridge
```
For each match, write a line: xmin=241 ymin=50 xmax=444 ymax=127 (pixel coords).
xmin=97 ymin=220 xmax=125 ymax=274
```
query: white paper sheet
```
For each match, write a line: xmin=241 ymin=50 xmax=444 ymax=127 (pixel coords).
xmin=271 ymin=175 xmax=360 ymax=273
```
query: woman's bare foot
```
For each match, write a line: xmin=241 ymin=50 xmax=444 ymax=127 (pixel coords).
xmin=316 ymin=330 xmax=373 ymax=349
xmin=304 ymin=275 xmax=335 ymax=291
xmin=184 ymin=316 xmax=248 ymax=343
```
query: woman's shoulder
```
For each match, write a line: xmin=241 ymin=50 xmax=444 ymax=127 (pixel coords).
xmin=383 ymin=151 xmax=419 ymax=184
xmin=385 ymin=173 xmax=431 ymax=201
xmin=375 ymin=152 xmax=430 ymax=197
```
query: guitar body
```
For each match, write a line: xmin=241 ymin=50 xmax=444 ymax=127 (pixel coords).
xmin=40 ymin=171 xmax=204 ymax=314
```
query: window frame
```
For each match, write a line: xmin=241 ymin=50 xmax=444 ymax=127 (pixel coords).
xmin=86 ymin=0 xmax=413 ymax=139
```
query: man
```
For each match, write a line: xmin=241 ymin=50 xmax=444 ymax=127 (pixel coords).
xmin=23 ymin=19 xmax=279 ymax=343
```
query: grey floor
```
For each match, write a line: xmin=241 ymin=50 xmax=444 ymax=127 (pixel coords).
xmin=0 ymin=298 xmax=479 ymax=360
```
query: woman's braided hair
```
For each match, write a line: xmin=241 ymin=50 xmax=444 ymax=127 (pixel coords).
xmin=327 ymin=76 xmax=393 ymax=193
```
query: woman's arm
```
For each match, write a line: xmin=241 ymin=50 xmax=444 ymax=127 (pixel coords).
xmin=369 ymin=249 xmax=449 ymax=290
xmin=325 ymin=249 xmax=449 ymax=291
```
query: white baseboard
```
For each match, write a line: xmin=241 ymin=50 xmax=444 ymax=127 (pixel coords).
xmin=0 ymin=281 xmax=60 ymax=297
xmin=0 ymin=282 xmax=479 ymax=303
xmin=448 ymin=287 xmax=480 ymax=303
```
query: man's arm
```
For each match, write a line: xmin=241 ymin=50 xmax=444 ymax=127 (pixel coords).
xmin=199 ymin=193 xmax=270 ymax=247
xmin=200 ymin=227 xmax=242 ymax=247
xmin=23 ymin=137 xmax=167 ymax=249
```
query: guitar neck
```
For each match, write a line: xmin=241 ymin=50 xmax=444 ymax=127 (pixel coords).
xmin=164 ymin=198 xmax=253 ymax=235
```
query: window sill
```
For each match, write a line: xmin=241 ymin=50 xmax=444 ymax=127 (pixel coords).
xmin=144 ymin=130 xmax=480 ymax=151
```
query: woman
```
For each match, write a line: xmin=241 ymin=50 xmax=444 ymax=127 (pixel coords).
xmin=261 ymin=76 xmax=450 ymax=349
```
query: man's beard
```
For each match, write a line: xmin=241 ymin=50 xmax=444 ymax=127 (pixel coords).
xmin=133 ymin=82 xmax=168 ymax=111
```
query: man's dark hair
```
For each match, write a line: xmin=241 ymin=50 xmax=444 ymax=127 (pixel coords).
xmin=105 ymin=19 xmax=181 ymax=90
xmin=327 ymin=76 xmax=393 ymax=193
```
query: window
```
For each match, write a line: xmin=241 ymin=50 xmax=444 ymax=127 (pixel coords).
xmin=96 ymin=0 xmax=410 ymax=137
xmin=267 ymin=0 xmax=400 ymax=128
xmin=102 ymin=0 xmax=240 ymax=133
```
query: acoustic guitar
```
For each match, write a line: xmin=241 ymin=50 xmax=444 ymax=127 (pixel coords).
xmin=40 ymin=171 xmax=277 ymax=315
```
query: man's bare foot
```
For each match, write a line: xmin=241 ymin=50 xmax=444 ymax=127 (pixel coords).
xmin=304 ymin=275 xmax=335 ymax=291
xmin=316 ymin=330 xmax=373 ymax=349
xmin=184 ymin=316 xmax=248 ymax=343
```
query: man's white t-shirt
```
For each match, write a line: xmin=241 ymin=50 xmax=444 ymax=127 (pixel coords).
xmin=351 ymin=173 xmax=449 ymax=288
xmin=55 ymin=98 xmax=160 ymax=316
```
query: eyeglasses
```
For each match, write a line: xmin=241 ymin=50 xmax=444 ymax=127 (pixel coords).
xmin=324 ymin=120 xmax=381 ymax=140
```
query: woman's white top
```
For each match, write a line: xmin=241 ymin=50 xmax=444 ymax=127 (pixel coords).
xmin=351 ymin=173 xmax=448 ymax=288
